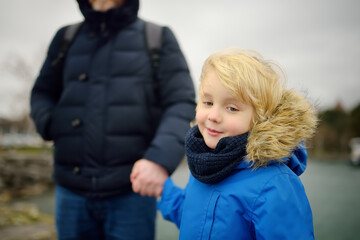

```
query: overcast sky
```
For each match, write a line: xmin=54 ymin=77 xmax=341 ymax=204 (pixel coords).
xmin=1 ymin=0 xmax=360 ymax=120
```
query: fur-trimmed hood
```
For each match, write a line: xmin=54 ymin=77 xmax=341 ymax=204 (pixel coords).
xmin=246 ymin=89 xmax=318 ymax=168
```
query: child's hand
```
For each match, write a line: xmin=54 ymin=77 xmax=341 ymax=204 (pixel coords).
xmin=130 ymin=159 xmax=169 ymax=197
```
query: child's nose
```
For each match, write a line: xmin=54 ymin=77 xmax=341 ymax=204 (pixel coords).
xmin=208 ymin=108 xmax=221 ymax=122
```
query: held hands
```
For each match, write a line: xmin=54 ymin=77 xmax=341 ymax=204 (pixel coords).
xmin=130 ymin=159 xmax=169 ymax=197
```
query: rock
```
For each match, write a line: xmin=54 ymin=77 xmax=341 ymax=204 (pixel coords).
xmin=0 ymin=154 xmax=54 ymax=198
xmin=0 ymin=151 xmax=56 ymax=240
xmin=0 ymin=202 xmax=56 ymax=240
xmin=0 ymin=222 xmax=56 ymax=240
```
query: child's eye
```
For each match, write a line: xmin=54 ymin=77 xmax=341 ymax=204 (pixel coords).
xmin=203 ymin=101 xmax=213 ymax=106
xmin=227 ymin=106 xmax=239 ymax=112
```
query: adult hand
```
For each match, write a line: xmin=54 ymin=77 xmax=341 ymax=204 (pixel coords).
xmin=130 ymin=159 xmax=169 ymax=197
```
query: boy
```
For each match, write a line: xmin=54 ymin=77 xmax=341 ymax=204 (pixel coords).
xmin=158 ymin=48 xmax=317 ymax=239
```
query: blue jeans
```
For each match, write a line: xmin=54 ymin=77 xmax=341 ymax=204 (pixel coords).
xmin=55 ymin=185 xmax=156 ymax=240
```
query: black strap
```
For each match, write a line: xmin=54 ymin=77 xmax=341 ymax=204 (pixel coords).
xmin=145 ymin=21 xmax=163 ymax=69
xmin=144 ymin=21 xmax=163 ymax=100
xmin=51 ymin=22 xmax=83 ymax=67
xmin=63 ymin=22 xmax=83 ymax=43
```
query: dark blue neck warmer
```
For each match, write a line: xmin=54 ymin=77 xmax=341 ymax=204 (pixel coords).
xmin=185 ymin=126 xmax=249 ymax=184
xmin=78 ymin=0 xmax=139 ymax=31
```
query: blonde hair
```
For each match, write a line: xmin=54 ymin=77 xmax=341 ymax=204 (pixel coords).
xmin=198 ymin=48 xmax=318 ymax=167
xmin=199 ymin=48 xmax=284 ymax=124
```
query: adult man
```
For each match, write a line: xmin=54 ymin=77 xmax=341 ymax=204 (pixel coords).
xmin=30 ymin=0 xmax=196 ymax=239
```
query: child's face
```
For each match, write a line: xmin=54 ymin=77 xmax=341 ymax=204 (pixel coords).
xmin=196 ymin=69 xmax=254 ymax=149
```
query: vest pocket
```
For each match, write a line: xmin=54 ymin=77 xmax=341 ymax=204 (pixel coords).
xmin=201 ymin=190 xmax=220 ymax=239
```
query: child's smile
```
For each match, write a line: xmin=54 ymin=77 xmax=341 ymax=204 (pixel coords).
xmin=206 ymin=127 xmax=223 ymax=137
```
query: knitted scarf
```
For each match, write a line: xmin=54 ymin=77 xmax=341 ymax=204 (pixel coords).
xmin=185 ymin=126 xmax=249 ymax=184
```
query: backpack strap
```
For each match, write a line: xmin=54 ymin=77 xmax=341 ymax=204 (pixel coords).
xmin=145 ymin=21 xmax=163 ymax=69
xmin=51 ymin=22 xmax=83 ymax=67
xmin=144 ymin=21 xmax=163 ymax=99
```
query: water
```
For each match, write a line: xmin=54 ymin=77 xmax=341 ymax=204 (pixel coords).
xmin=26 ymin=160 xmax=360 ymax=240
xmin=300 ymin=160 xmax=360 ymax=240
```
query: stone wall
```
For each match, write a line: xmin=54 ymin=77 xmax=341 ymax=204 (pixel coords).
xmin=0 ymin=153 xmax=53 ymax=197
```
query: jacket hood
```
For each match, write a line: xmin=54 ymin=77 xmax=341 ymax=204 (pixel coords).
xmin=234 ymin=143 xmax=308 ymax=176
xmin=246 ymin=90 xmax=317 ymax=168
xmin=283 ymin=143 xmax=308 ymax=176
xmin=76 ymin=0 xmax=139 ymax=30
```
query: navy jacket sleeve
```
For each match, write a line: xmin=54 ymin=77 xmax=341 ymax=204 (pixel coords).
xmin=30 ymin=27 xmax=66 ymax=140
xmin=143 ymin=27 xmax=196 ymax=174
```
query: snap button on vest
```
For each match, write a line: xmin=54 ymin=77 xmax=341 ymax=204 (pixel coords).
xmin=73 ymin=166 xmax=80 ymax=174
xmin=78 ymin=73 xmax=87 ymax=81
xmin=71 ymin=118 xmax=81 ymax=127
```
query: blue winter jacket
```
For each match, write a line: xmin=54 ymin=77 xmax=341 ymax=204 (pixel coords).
xmin=158 ymin=148 xmax=315 ymax=239
xmin=30 ymin=0 xmax=196 ymax=197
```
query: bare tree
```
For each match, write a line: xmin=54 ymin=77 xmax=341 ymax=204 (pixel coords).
xmin=1 ymin=48 xmax=45 ymax=121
